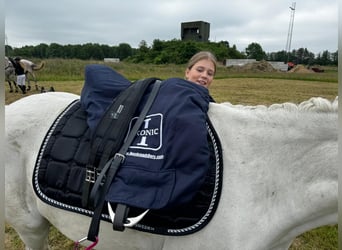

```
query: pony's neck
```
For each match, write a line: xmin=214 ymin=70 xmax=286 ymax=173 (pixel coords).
xmin=208 ymin=102 xmax=338 ymax=248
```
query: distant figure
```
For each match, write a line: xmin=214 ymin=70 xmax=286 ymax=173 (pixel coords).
xmin=9 ymin=57 xmax=26 ymax=94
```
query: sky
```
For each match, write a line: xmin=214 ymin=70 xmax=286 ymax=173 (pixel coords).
xmin=5 ymin=0 xmax=338 ymax=55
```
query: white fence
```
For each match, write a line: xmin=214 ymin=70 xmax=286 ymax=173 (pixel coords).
xmin=225 ymin=59 xmax=256 ymax=66
xmin=104 ymin=58 xmax=120 ymax=63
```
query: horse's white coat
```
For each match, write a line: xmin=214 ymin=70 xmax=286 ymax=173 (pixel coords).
xmin=5 ymin=92 xmax=338 ymax=250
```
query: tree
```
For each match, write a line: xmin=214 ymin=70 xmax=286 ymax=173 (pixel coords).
xmin=178 ymin=41 xmax=198 ymax=63
xmin=32 ymin=43 xmax=49 ymax=58
xmin=48 ymin=43 xmax=64 ymax=58
xmin=117 ymin=43 xmax=133 ymax=60
xmin=6 ymin=40 xmax=337 ymax=65
xmin=131 ymin=40 xmax=150 ymax=63
xmin=245 ymin=42 xmax=266 ymax=60
xmin=228 ymin=44 xmax=245 ymax=59
xmin=152 ymin=39 xmax=164 ymax=52
xmin=331 ymin=50 xmax=338 ymax=65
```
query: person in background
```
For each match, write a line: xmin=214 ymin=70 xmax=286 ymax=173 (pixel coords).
xmin=185 ymin=51 xmax=217 ymax=89
xmin=9 ymin=57 xmax=26 ymax=94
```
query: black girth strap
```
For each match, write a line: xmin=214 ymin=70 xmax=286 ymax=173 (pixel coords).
xmin=82 ymin=77 xmax=160 ymax=208
xmin=87 ymin=79 xmax=161 ymax=242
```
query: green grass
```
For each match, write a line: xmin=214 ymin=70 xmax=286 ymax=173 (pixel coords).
xmin=25 ymin=58 xmax=338 ymax=83
xmin=26 ymin=58 xmax=187 ymax=81
xmin=5 ymin=59 xmax=338 ymax=249
xmin=290 ymin=225 xmax=338 ymax=250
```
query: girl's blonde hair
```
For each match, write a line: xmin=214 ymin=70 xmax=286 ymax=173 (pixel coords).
xmin=186 ymin=51 xmax=217 ymax=74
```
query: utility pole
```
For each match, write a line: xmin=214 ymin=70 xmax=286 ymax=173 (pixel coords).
xmin=285 ymin=2 xmax=296 ymax=63
xmin=5 ymin=34 xmax=8 ymax=55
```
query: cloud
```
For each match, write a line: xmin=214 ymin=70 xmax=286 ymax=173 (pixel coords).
xmin=5 ymin=0 xmax=338 ymax=54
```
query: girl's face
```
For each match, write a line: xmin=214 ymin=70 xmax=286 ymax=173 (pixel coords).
xmin=185 ymin=59 xmax=215 ymax=88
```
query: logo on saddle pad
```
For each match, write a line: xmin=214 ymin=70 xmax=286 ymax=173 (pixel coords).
xmin=128 ymin=113 xmax=163 ymax=151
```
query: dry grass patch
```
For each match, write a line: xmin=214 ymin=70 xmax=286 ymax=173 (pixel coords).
xmin=210 ymin=78 xmax=337 ymax=104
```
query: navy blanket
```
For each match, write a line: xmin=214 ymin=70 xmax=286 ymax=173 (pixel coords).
xmin=81 ymin=65 xmax=211 ymax=209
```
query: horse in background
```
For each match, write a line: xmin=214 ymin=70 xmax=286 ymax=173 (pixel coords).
xmin=20 ymin=58 xmax=45 ymax=90
xmin=5 ymin=56 xmax=19 ymax=92
xmin=4 ymin=57 xmax=45 ymax=92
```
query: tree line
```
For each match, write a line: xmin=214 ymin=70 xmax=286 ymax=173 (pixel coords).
xmin=5 ymin=39 xmax=338 ymax=66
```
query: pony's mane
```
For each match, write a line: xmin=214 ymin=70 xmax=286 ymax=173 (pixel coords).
xmin=222 ymin=96 xmax=338 ymax=113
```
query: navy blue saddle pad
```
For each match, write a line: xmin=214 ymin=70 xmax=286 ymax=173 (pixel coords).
xmin=33 ymin=100 xmax=223 ymax=235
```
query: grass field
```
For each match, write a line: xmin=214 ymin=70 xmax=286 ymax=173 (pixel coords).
xmin=4 ymin=59 xmax=338 ymax=249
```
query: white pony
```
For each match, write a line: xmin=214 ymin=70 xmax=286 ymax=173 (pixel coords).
xmin=4 ymin=56 xmax=19 ymax=93
xmin=5 ymin=92 xmax=338 ymax=250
